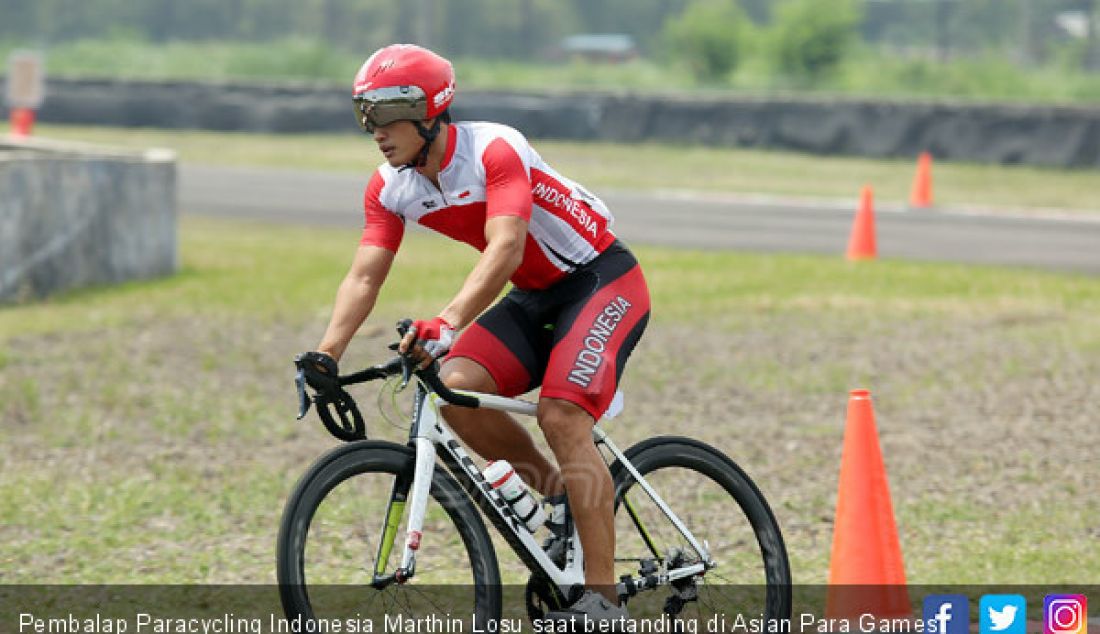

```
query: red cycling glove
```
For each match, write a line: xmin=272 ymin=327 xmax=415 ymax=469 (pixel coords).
xmin=411 ymin=316 xmax=456 ymax=358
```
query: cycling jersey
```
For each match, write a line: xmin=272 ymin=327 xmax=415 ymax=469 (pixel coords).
xmin=360 ymin=121 xmax=617 ymax=290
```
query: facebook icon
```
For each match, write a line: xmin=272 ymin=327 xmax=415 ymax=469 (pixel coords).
xmin=924 ymin=595 xmax=970 ymax=634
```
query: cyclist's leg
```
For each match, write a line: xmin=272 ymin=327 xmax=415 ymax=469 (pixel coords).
xmin=439 ymin=356 xmax=563 ymax=496
xmin=538 ymin=244 xmax=651 ymax=605
xmin=538 ymin=243 xmax=650 ymax=424
xmin=537 ymin=397 xmax=616 ymax=599
xmin=443 ymin=298 xmax=567 ymax=496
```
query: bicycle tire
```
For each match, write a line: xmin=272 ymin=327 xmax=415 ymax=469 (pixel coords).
xmin=277 ymin=440 xmax=502 ymax=625
xmin=609 ymin=436 xmax=792 ymax=622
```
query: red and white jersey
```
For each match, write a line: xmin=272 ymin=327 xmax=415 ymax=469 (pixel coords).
xmin=360 ymin=122 xmax=616 ymax=290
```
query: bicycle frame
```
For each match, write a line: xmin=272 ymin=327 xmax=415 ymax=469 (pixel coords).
xmin=380 ymin=378 xmax=713 ymax=596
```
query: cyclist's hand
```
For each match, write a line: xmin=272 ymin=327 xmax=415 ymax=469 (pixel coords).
xmin=400 ymin=317 xmax=455 ymax=367
xmin=295 ymin=351 xmax=339 ymax=394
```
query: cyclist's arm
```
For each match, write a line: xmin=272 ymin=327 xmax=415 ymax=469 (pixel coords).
xmin=317 ymin=244 xmax=396 ymax=362
xmin=318 ymin=171 xmax=403 ymax=362
xmin=437 ymin=137 xmax=532 ymax=330
xmin=438 ymin=215 xmax=526 ymax=330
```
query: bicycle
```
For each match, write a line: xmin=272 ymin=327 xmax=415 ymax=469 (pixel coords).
xmin=278 ymin=320 xmax=792 ymax=626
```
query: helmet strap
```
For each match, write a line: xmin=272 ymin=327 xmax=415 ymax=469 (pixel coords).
xmin=401 ymin=117 xmax=443 ymax=171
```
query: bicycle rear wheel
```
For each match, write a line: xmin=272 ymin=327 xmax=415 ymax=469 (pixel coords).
xmin=609 ymin=436 xmax=791 ymax=623
xmin=278 ymin=441 xmax=502 ymax=625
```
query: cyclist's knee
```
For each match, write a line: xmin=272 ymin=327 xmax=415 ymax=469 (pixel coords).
xmin=439 ymin=358 xmax=498 ymax=425
xmin=440 ymin=357 xmax=498 ymax=393
xmin=538 ymin=398 xmax=594 ymax=452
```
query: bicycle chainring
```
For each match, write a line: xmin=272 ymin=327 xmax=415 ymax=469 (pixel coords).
xmin=524 ymin=575 xmax=566 ymax=621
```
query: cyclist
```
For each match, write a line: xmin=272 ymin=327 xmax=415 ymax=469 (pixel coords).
xmin=301 ymin=43 xmax=649 ymax=624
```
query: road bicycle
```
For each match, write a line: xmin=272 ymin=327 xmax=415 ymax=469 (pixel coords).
xmin=278 ymin=321 xmax=792 ymax=625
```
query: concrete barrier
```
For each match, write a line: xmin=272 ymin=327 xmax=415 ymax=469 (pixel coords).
xmin=0 ymin=136 xmax=177 ymax=303
xmin=3 ymin=77 xmax=1099 ymax=168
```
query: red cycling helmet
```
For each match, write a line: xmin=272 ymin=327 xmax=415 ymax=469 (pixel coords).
xmin=352 ymin=44 xmax=455 ymax=133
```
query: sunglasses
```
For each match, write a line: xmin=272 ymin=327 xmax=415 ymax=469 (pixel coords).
xmin=352 ymin=85 xmax=429 ymax=133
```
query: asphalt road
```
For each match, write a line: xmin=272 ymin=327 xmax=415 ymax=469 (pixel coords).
xmin=180 ymin=164 xmax=1100 ymax=274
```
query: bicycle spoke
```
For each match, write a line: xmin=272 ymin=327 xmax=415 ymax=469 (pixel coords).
xmin=279 ymin=444 xmax=501 ymax=622
xmin=611 ymin=440 xmax=790 ymax=622
xmin=404 ymin=584 xmax=452 ymax=615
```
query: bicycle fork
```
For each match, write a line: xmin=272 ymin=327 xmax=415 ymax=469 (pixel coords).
xmin=372 ymin=387 xmax=439 ymax=587
xmin=369 ymin=435 xmax=435 ymax=586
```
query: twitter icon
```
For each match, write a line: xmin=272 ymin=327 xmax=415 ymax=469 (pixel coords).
xmin=981 ymin=594 xmax=1027 ymax=634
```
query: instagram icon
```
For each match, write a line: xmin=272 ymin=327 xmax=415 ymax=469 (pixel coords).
xmin=1045 ymin=595 xmax=1087 ymax=634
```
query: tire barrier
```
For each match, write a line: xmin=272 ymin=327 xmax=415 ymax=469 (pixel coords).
xmin=0 ymin=137 xmax=177 ymax=303
xmin=604 ymin=95 xmax=1100 ymax=168
xmin=3 ymin=77 xmax=1098 ymax=167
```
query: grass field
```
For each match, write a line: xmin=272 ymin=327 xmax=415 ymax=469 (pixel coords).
xmin=2 ymin=217 xmax=1098 ymax=587
xmin=17 ymin=123 xmax=1100 ymax=214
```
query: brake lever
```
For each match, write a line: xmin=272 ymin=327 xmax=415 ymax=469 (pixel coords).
xmin=392 ymin=319 xmax=416 ymax=391
xmin=385 ymin=342 xmax=414 ymax=390
xmin=295 ymin=367 xmax=312 ymax=420
xmin=399 ymin=355 xmax=414 ymax=390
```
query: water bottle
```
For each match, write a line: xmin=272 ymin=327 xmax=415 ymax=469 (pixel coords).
xmin=483 ymin=460 xmax=546 ymax=533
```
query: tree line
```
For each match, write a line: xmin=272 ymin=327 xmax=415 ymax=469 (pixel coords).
xmin=2 ymin=0 xmax=1096 ymax=80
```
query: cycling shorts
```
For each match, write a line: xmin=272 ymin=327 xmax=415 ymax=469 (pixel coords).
xmin=447 ymin=240 xmax=650 ymax=420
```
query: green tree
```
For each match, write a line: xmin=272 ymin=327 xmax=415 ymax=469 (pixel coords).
xmin=663 ymin=0 xmax=751 ymax=82
xmin=432 ymin=0 xmax=576 ymax=59
xmin=770 ymin=0 xmax=861 ymax=84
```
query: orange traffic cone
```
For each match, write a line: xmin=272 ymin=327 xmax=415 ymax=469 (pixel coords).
xmin=846 ymin=186 xmax=877 ymax=260
xmin=825 ymin=389 xmax=910 ymax=620
xmin=909 ymin=152 xmax=933 ymax=208
xmin=9 ymin=107 xmax=35 ymax=137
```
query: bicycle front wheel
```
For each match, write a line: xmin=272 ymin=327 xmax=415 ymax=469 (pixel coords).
xmin=278 ymin=440 xmax=502 ymax=624
xmin=609 ymin=436 xmax=792 ymax=622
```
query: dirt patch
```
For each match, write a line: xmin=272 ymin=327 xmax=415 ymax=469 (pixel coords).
xmin=2 ymin=308 xmax=1097 ymax=583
